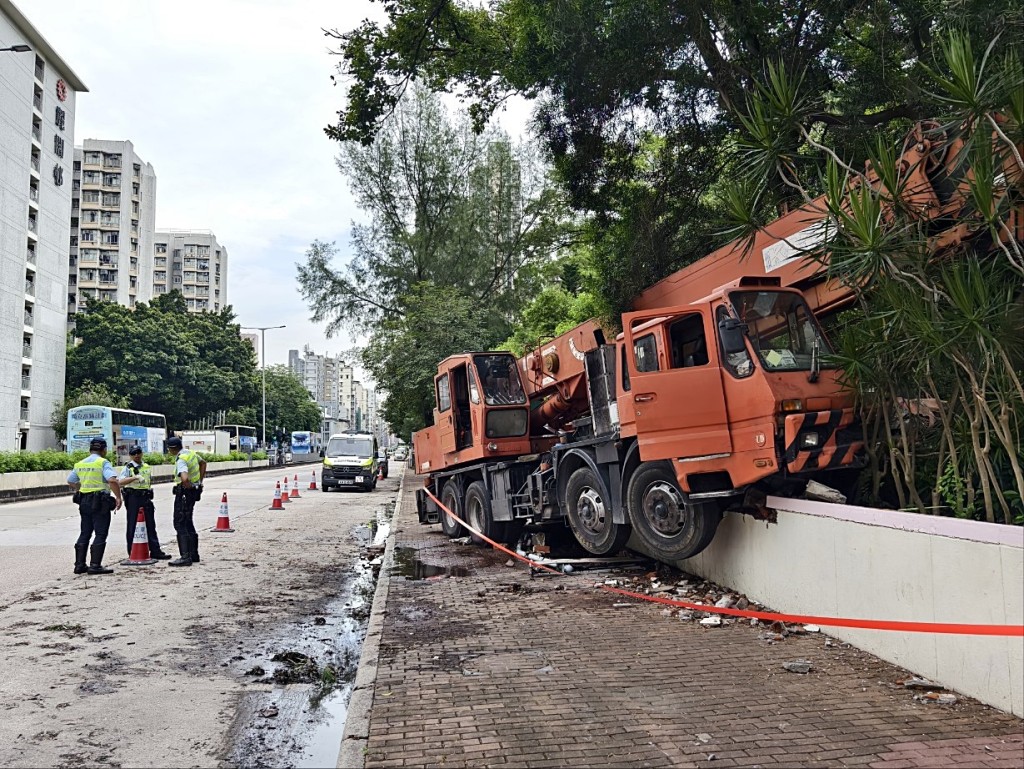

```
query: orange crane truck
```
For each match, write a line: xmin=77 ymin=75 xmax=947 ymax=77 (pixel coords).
xmin=412 ymin=121 xmax=1022 ymax=563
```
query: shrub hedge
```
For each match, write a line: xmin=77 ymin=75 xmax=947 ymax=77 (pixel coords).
xmin=0 ymin=449 xmax=267 ymax=474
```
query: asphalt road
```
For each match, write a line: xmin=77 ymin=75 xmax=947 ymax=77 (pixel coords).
xmin=0 ymin=463 xmax=400 ymax=768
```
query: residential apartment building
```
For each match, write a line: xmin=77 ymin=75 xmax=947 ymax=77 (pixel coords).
xmin=68 ymin=139 xmax=157 ymax=322
xmin=0 ymin=0 xmax=86 ymax=450
xmin=152 ymin=230 xmax=228 ymax=312
xmin=287 ymin=346 xmax=389 ymax=439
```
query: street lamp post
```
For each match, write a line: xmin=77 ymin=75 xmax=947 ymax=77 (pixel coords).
xmin=241 ymin=325 xmax=285 ymax=447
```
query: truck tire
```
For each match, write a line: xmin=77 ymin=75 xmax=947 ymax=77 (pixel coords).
xmin=565 ymin=467 xmax=630 ymax=556
xmin=626 ymin=462 xmax=720 ymax=562
xmin=439 ymin=481 xmax=464 ymax=538
xmin=463 ymin=481 xmax=508 ymax=546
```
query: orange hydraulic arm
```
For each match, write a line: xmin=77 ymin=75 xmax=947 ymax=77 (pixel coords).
xmin=635 ymin=120 xmax=1023 ymax=315
xmin=518 ymin=319 xmax=606 ymax=435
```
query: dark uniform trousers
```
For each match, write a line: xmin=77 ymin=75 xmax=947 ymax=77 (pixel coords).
xmin=124 ymin=491 xmax=161 ymax=555
xmin=76 ymin=492 xmax=112 ymax=548
xmin=173 ymin=487 xmax=199 ymax=541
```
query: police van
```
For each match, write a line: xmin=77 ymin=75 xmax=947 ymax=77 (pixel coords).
xmin=321 ymin=432 xmax=379 ymax=492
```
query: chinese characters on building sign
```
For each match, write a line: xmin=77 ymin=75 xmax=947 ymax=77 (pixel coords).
xmin=52 ymin=105 xmax=66 ymax=186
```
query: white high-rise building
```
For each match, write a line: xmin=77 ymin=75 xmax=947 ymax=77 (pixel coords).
xmin=0 ymin=0 xmax=87 ymax=450
xmin=69 ymin=139 xmax=156 ymax=321
xmin=152 ymin=229 xmax=228 ymax=312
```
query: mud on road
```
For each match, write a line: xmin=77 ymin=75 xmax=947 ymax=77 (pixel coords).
xmin=0 ymin=466 xmax=399 ymax=769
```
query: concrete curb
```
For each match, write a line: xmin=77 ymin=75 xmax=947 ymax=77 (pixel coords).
xmin=337 ymin=471 xmax=404 ymax=768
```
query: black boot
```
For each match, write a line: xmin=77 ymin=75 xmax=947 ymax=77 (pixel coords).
xmin=74 ymin=544 xmax=88 ymax=575
xmin=151 ymin=547 xmax=172 ymax=560
xmin=190 ymin=534 xmax=200 ymax=563
xmin=87 ymin=544 xmax=113 ymax=575
xmin=168 ymin=535 xmax=192 ymax=567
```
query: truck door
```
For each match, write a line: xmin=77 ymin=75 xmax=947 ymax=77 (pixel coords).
xmin=622 ymin=306 xmax=732 ymax=461
xmin=435 ymin=372 xmax=456 ymax=455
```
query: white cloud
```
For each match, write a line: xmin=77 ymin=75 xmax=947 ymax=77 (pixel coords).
xmin=30 ymin=0 xmax=384 ymax=370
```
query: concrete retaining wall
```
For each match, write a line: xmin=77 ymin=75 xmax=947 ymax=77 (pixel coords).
xmin=655 ymin=497 xmax=1023 ymax=716
xmin=0 ymin=459 xmax=271 ymax=502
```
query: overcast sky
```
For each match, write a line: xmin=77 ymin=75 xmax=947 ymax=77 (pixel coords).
xmin=30 ymin=0 xmax=387 ymax=373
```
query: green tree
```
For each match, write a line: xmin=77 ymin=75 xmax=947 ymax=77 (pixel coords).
xmin=66 ymin=292 xmax=259 ymax=430
xmin=260 ymin=366 xmax=323 ymax=440
xmin=50 ymin=382 xmax=131 ymax=441
xmin=325 ymin=0 xmax=1022 ymax=314
xmin=300 ymin=87 xmax=572 ymax=433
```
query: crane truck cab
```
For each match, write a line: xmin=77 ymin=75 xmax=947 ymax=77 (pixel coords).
xmin=321 ymin=431 xmax=379 ymax=492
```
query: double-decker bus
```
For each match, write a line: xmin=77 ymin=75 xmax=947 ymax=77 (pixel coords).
xmin=213 ymin=424 xmax=258 ymax=452
xmin=66 ymin=405 xmax=167 ymax=464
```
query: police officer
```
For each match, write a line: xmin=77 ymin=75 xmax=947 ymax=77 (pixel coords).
xmin=66 ymin=438 xmax=123 ymax=575
xmin=118 ymin=446 xmax=171 ymax=560
xmin=165 ymin=436 xmax=207 ymax=567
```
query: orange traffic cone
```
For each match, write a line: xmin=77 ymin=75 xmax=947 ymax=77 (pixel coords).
xmin=121 ymin=508 xmax=157 ymax=566
xmin=271 ymin=481 xmax=283 ymax=510
xmin=210 ymin=492 xmax=235 ymax=532
xmin=290 ymin=474 xmax=301 ymax=498
xmin=309 ymin=471 xmax=317 ymax=490
xmin=282 ymin=476 xmax=290 ymax=503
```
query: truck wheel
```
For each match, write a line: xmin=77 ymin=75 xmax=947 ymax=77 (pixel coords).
xmin=464 ymin=481 xmax=508 ymax=546
xmin=565 ymin=467 xmax=630 ymax=556
xmin=626 ymin=462 xmax=720 ymax=562
xmin=439 ymin=482 xmax=464 ymax=538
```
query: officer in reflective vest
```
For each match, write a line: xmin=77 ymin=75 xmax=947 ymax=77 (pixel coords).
xmin=165 ymin=436 xmax=207 ymax=567
xmin=66 ymin=438 xmax=123 ymax=575
xmin=118 ymin=446 xmax=171 ymax=559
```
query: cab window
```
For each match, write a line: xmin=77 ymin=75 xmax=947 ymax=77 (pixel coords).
xmin=668 ymin=314 xmax=708 ymax=368
xmin=436 ymin=374 xmax=451 ymax=411
xmin=633 ymin=334 xmax=659 ymax=372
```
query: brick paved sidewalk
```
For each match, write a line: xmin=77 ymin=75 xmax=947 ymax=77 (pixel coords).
xmin=359 ymin=477 xmax=1023 ymax=769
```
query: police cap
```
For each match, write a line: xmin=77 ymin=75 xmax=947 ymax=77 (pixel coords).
xmin=166 ymin=437 xmax=183 ymax=450
xmin=129 ymin=446 xmax=143 ymax=456
xmin=89 ymin=438 xmax=107 ymax=451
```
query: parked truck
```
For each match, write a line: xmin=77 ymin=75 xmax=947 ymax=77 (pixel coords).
xmin=179 ymin=429 xmax=231 ymax=456
xmin=413 ymin=120 xmax=1023 ymax=563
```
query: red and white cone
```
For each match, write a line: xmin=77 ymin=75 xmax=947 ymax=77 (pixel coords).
xmin=282 ymin=476 xmax=290 ymax=503
xmin=309 ymin=471 xmax=317 ymax=490
xmin=271 ymin=481 xmax=283 ymax=510
xmin=210 ymin=492 xmax=235 ymax=532
xmin=121 ymin=508 xmax=157 ymax=566
xmin=290 ymin=474 xmax=301 ymax=498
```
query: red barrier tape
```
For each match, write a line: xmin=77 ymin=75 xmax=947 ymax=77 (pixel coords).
xmin=424 ymin=490 xmax=1024 ymax=637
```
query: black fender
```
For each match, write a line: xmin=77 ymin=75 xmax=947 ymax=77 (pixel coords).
xmin=554 ymin=446 xmax=627 ymax=524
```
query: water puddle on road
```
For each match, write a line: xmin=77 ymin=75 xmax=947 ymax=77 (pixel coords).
xmin=392 ymin=546 xmax=471 ymax=579
xmin=225 ymin=501 xmax=394 ymax=768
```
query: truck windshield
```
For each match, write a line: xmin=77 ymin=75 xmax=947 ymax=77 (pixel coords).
xmin=474 ymin=354 xmax=526 ymax=405
xmin=326 ymin=436 xmax=373 ymax=458
xmin=728 ymin=290 xmax=833 ymax=372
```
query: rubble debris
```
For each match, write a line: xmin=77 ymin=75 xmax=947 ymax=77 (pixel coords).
xmin=696 ymin=733 xmax=712 ymax=744
xmin=505 ymin=559 xmax=515 ymax=567
xmin=714 ymin=595 xmax=736 ymax=609
xmin=917 ymin=692 xmax=958 ymax=705
xmin=782 ymin=659 xmax=813 ymax=674
xmin=803 ymin=624 xmax=820 ymax=633
xmin=699 ymin=616 xmax=722 ymax=627
xmin=258 ymin=705 xmax=279 ymax=718
xmin=804 ymin=480 xmax=847 ymax=503
xmin=902 ymin=677 xmax=942 ymax=690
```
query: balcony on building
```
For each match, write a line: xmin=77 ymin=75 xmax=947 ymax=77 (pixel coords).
xmin=83 ymin=152 xmax=103 ymax=168
xmin=20 ymin=407 xmax=30 ymax=421
xmin=104 ymin=155 xmax=122 ymax=169
xmin=22 ymin=341 xmax=32 ymax=359
xmin=27 ymin=214 xmax=37 ymax=234
xmin=24 ymin=308 xmax=33 ymax=327
xmin=32 ymin=86 xmax=42 ymax=111
xmin=30 ymin=153 xmax=40 ymax=173
xmin=34 ymin=56 xmax=44 ymax=82
xmin=31 ymin=117 xmax=42 ymax=143
xmin=26 ymin=246 xmax=36 ymax=265
xmin=22 ymin=373 xmax=31 ymax=392
xmin=25 ymin=279 xmax=35 ymax=297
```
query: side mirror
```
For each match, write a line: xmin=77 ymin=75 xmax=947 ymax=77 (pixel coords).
xmin=718 ymin=317 xmax=748 ymax=355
